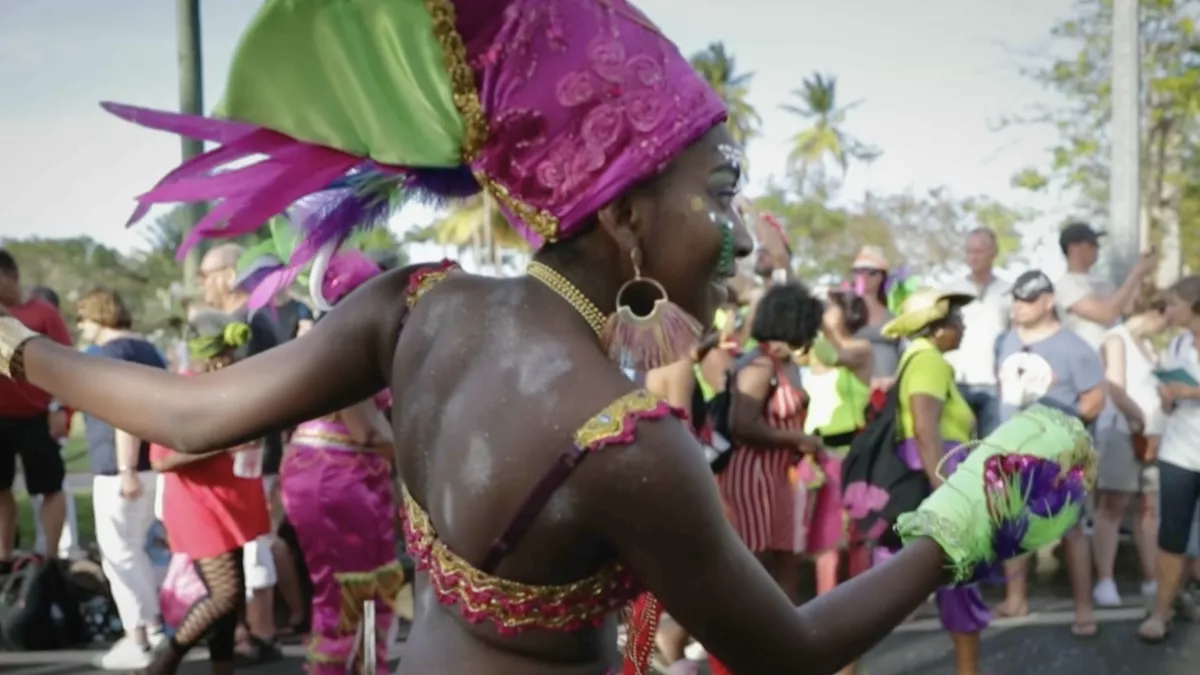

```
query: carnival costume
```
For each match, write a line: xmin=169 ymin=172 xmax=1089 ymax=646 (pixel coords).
xmin=0 ymin=0 xmax=1097 ymax=672
xmin=240 ymin=237 xmax=405 ymax=673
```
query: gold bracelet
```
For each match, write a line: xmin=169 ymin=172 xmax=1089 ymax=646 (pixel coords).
xmin=0 ymin=317 xmax=41 ymax=380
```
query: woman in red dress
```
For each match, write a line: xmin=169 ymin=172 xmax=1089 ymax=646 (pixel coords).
xmin=149 ymin=311 xmax=271 ymax=675
xmin=719 ymin=284 xmax=825 ymax=600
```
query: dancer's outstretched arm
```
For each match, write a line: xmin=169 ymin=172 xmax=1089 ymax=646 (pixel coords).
xmin=6 ymin=266 xmax=419 ymax=454
xmin=582 ymin=418 xmax=945 ymax=675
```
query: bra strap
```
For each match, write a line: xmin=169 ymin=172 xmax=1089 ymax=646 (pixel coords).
xmin=479 ymin=389 xmax=682 ymax=574
xmin=479 ymin=441 xmax=589 ymax=573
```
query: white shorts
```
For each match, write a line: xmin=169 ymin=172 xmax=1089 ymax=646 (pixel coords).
xmin=243 ymin=478 xmax=279 ymax=594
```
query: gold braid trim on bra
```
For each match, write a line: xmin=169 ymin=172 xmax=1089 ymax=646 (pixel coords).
xmin=398 ymin=393 xmax=684 ymax=634
xmin=401 ymin=487 xmax=636 ymax=634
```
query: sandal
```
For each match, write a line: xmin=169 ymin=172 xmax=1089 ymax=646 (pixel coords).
xmin=1137 ymin=616 xmax=1169 ymax=643
xmin=233 ymin=635 xmax=283 ymax=666
xmin=1071 ymin=621 xmax=1098 ymax=638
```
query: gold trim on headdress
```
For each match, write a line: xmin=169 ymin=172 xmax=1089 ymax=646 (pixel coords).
xmin=425 ymin=0 xmax=561 ymax=242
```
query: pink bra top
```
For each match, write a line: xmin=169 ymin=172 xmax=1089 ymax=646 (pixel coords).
xmin=398 ymin=261 xmax=685 ymax=635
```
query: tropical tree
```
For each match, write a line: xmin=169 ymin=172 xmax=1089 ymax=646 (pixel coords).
xmin=689 ymin=42 xmax=762 ymax=151
xmin=426 ymin=194 xmax=528 ymax=274
xmin=780 ymin=72 xmax=880 ymax=197
xmin=1007 ymin=0 xmax=1200 ymax=283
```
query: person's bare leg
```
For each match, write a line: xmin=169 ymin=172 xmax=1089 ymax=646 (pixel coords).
xmin=1064 ymin=525 xmax=1096 ymax=635
xmin=0 ymin=490 xmax=15 ymax=560
xmin=36 ymin=491 xmax=65 ymax=559
xmin=949 ymin=632 xmax=980 ymax=675
xmin=1091 ymin=491 xmax=1127 ymax=583
xmin=814 ymin=549 xmax=839 ymax=596
xmin=245 ymin=588 xmax=276 ymax=642
xmin=269 ymin=539 xmax=304 ymax=629
xmin=1141 ymin=550 xmax=1186 ymax=640
xmin=999 ymin=558 xmax=1030 ymax=617
xmin=655 ymin=617 xmax=689 ymax=664
xmin=1134 ymin=494 xmax=1160 ymax=590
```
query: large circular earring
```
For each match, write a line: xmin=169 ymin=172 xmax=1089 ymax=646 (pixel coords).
xmin=601 ymin=250 xmax=703 ymax=371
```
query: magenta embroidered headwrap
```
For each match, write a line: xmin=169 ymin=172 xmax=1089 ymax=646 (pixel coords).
xmin=105 ymin=0 xmax=726 ymax=271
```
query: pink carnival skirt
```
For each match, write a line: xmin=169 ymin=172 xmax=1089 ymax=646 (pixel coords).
xmin=282 ymin=421 xmax=404 ymax=674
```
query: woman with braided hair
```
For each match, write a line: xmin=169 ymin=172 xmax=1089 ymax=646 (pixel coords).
xmin=0 ymin=2 xmax=1096 ymax=673
xmin=149 ymin=311 xmax=271 ymax=675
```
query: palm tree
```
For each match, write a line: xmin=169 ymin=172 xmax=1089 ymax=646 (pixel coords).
xmin=780 ymin=73 xmax=880 ymax=193
xmin=689 ymin=42 xmax=761 ymax=151
xmin=428 ymin=194 xmax=528 ymax=274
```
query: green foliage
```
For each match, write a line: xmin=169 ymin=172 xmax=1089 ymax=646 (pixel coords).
xmin=2 ymin=236 xmax=179 ymax=336
xmin=752 ymin=182 xmax=1028 ymax=280
xmin=1011 ymin=0 xmax=1200 ymax=278
xmin=689 ymin=42 xmax=762 ymax=152
xmin=780 ymin=73 xmax=880 ymax=194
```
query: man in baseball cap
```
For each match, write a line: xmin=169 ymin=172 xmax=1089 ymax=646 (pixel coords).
xmin=1058 ymin=222 xmax=1105 ymax=254
xmin=1055 ymin=221 xmax=1155 ymax=349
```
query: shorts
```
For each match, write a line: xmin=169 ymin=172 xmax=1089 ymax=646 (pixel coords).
xmin=243 ymin=534 xmax=277 ymax=594
xmin=1096 ymin=429 xmax=1159 ymax=493
xmin=0 ymin=414 xmax=65 ymax=495
xmin=1157 ymin=461 xmax=1200 ymax=555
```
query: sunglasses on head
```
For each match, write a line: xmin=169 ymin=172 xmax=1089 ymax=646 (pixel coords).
xmin=852 ymin=268 xmax=883 ymax=276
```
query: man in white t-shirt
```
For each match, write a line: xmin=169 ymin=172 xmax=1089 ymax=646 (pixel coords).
xmin=946 ymin=228 xmax=1010 ymax=436
xmin=1054 ymin=222 xmax=1155 ymax=349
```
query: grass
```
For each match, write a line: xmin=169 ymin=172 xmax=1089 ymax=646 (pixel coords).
xmin=63 ymin=413 xmax=90 ymax=474
xmin=14 ymin=491 xmax=96 ymax=549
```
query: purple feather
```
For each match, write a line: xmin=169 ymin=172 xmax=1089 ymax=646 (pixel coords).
xmin=289 ymin=186 xmax=396 ymax=268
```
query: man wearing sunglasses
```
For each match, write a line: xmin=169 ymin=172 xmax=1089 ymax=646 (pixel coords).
xmin=994 ymin=269 xmax=1106 ymax=637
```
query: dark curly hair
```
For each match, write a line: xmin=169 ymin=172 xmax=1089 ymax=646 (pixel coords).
xmin=750 ymin=283 xmax=824 ymax=348
xmin=826 ymin=290 xmax=868 ymax=335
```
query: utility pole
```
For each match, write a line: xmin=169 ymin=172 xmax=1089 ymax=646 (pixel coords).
xmin=1107 ymin=0 xmax=1140 ymax=286
xmin=178 ymin=0 xmax=205 ymax=293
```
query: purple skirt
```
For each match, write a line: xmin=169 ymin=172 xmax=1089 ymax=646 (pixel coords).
xmin=874 ymin=438 xmax=989 ymax=635
xmin=282 ymin=419 xmax=403 ymax=673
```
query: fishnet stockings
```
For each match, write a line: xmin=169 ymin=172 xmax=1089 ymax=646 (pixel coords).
xmin=171 ymin=549 xmax=245 ymax=661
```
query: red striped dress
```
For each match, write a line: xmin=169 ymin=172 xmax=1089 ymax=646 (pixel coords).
xmin=717 ymin=352 xmax=808 ymax=553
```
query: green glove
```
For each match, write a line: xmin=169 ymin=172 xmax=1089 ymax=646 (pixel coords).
xmin=895 ymin=404 xmax=1095 ymax=585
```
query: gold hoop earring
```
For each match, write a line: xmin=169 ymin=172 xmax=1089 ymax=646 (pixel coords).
xmin=600 ymin=251 xmax=703 ymax=371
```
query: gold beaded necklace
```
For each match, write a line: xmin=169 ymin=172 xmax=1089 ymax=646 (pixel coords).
xmin=526 ymin=261 xmax=606 ymax=337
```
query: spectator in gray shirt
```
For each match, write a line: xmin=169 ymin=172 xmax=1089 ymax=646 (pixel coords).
xmin=994 ymin=270 xmax=1107 ymax=638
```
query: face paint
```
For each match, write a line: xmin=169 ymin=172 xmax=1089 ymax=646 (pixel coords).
xmin=689 ymin=195 xmax=706 ymax=213
xmin=717 ymin=143 xmax=745 ymax=189
xmin=710 ymin=211 xmax=736 ymax=274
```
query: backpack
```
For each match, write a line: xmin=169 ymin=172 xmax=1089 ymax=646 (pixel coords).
xmin=708 ymin=352 xmax=779 ymax=474
xmin=840 ymin=356 xmax=929 ymax=548
xmin=0 ymin=554 xmax=89 ymax=650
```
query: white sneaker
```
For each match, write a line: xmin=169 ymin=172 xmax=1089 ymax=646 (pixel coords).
xmin=1093 ymin=579 xmax=1122 ymax=607
xmin=1141 ymin=581 xmax=1159 ymax=598
xmin=92 ymin=637 xmax=151 ymax=670
xmin=147 ymin=628 xmax=167 ymax=649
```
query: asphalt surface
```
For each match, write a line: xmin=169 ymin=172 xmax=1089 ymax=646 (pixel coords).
xmin=0 ymin=608 xmax=1195 ymax=675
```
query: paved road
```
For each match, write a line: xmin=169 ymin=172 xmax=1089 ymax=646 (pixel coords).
xmin=1 ymin=614 xmax=1196 ymax=675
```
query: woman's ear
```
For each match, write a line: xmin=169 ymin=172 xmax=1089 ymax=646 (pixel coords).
xmin=594 ymin=194 xmax=644 ymax=264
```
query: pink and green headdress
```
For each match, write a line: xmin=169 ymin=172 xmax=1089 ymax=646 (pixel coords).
xmin=235 ymin=218 xmax=381 ymax=312
xmin=106 ymin=0 xmax=727 ymax=269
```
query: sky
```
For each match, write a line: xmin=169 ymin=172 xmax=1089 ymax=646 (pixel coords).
xmin=0 ymin=0 xmax=1082 ymax=278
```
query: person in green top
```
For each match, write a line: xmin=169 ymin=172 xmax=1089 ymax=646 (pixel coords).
xmin=879 ymin=288 xmax=986 ymax=675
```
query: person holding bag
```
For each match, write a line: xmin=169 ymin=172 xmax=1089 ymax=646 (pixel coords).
xmin=844 ymin=288 xmax=987 ymax=675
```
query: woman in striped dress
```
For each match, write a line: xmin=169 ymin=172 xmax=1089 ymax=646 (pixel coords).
xmin=718 ymin=284 xmax=826 ymax=600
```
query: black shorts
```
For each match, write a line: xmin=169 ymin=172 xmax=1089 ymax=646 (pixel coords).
xmin=0 ymin=414 xmax=66 ymax=495
xmin=1158 ymin=461 xmax=1200 ymax=555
